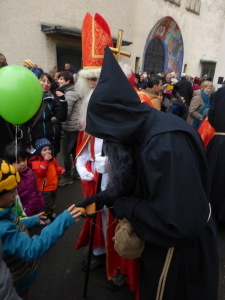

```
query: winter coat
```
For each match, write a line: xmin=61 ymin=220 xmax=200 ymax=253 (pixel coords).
xmin=25 ymin=94 xmax=67 ymax=146
xmin=161 ymin=91 xmax=183 ymax=114
xmin=145 ymin=88 xmax=161 ymax=110
xmin=61 ymin=84 xmax=81 ymax=132
xmin=0 ymin=239 xmax=22 ymax=300
xmin=176 ymin=77 xmax=193 ymax=105
xmin=187 ymin=90 xmax=204 ymax=125
xmin=17 ymin=167 xmax=45 ymax=216
xmin=29 ymin=156 xmax=64 ymax=192
xmin=0 ymin=207 xmax=74 ymax=294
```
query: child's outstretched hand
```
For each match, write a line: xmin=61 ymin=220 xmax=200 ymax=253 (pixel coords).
xmin=39 ymin=212 xmax=47 ymax=225
xmin=61 ymin=169 xmax=65 ymax=175
xmin=68 ymin=204 xmax=82 ymax=221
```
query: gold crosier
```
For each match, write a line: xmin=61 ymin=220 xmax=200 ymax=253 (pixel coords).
xmin=110 ymin=30 xmax=131 ymax=61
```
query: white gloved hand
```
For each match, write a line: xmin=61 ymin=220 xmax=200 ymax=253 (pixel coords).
xmin=95 ymin=153 xmax=109 ymax=174
xmin=76 ymin=165 xmax=94 ymax=181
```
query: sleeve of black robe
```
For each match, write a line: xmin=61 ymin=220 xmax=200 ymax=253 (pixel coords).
xmin=114 ymin=131 xmax=210 ymax=248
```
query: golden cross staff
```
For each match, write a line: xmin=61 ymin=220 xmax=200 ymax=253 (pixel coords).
xmin=110 ymin=30 xmax=131 ymax=61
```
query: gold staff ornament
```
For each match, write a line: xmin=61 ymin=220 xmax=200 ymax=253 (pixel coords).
xmin=110 ymin=30 xmax=131 ymax=61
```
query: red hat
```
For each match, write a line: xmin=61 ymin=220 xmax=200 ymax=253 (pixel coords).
xmin=82 ymin=13 xmax=113 ymax=73
xmin=194 ymin=77 xmax=201 ymax=83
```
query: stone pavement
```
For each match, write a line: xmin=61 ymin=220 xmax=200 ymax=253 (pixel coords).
xmin=30 ymin=157 xmax=225 ymax=300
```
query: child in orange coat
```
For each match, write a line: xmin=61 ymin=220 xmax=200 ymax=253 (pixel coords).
xmin=29 ymin=136 xmax=65 ymax=224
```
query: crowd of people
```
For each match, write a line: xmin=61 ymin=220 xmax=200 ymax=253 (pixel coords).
xmin=0 ymin=13 xmax=224 ymax=300
xmin=134 ymin=70 xmax=217 ymax=123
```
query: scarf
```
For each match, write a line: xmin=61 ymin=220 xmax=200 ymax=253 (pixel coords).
xmin=55 ymin=83 xmax=73 ymax=94
xmin=43 ymin=90 xmax=51 ymax=99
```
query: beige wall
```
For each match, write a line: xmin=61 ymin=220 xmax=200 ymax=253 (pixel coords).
xmin=1 ymin=0 xmax=134 ymax=71
xmin=1 ymin=0 xmax=225 ymax=77
xmin=131 ymin=0 xmax=225 ymax=77
xmin=213 ymin=18 xmax=225 ymax=90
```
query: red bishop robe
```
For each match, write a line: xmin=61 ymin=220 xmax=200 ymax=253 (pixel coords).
xmin=74 ymin=131 xmax=140 ymax=300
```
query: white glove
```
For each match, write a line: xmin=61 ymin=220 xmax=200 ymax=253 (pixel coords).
xmin=95 ymin=153 xmax=109 ymax=174
xmin=76 ymin=165 xmax=94 ymax=181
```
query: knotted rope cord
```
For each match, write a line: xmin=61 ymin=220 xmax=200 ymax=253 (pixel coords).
xmin=89 ymin=206 xmax=117 ymax=231
xmin=156 ymin=247 xmax=174 ymax=300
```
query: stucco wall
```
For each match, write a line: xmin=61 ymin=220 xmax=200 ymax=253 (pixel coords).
xmin=131 ymin=0 xmax=225 ymax=77
xmin=0 ymin=0 xmax=134 ymax=71
xmin=1 ymin=0 xmax=225 ymax=77
xmin=213 ymin=18 xmax=225 ymax=90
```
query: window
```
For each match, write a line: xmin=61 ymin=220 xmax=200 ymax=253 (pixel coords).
xmin=200 ymin=61 xmax=216 ymax=79
xmin=56 ymin=45 xmax=82 ymax=72
xmin=135 ymin=57 xmax=140 ymax=73
xmin=186 ymin=0 xmax=201 ymax=14
xmin=164 ymin=0 xmax=181 ymax=6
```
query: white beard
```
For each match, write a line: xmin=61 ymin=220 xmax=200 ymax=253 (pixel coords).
xmin=78 ymin=89 xmax=94 ymax=131
xmin=76 ymin=68 xmax=101 ymax=131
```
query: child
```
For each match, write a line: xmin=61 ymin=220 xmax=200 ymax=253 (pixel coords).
xmin=29 ymin=136 xmax=65 ymax=224
xmin=4 ymin=143 xmax=45 ymax=217
xmin=0 ymin=159 xmax=81 ymax=299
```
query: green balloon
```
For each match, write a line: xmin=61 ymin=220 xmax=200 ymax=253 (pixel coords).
xmin=0 ymin=65 xmax=42 ymax=124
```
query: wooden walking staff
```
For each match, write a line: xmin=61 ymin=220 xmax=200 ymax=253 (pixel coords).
xmin=110 ymin=30 xmax=131 ymax=61
xmin=82 ymin=175 xmax=101 ymax=299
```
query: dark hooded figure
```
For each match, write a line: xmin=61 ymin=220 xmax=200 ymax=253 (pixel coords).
xmin=77 ymin=46 xmax=218 ymax=300
xmin=206 ymin=85 xmax=225 ymax=222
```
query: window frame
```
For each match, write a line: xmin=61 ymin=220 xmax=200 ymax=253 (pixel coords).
xmin=164 ymin=0 xmax=181 ymax=6
xmin=186 ymin=0 xmax=201 ymax=15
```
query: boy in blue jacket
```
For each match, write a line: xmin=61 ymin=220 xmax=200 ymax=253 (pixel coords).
xmin=0 ymin=159 xmax=81 ymax=299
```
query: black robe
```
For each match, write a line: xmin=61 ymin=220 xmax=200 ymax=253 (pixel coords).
xmin=114 ymin=109 xmax=218 ymax=300
xmin=85 ymin=46 xmax=218 ymax=300
xmin=206 ymin=86 xmax=225 ymax=220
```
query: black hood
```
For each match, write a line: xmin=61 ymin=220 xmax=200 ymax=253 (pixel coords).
xmin=85 ymin=46 xmax=152 ymax=145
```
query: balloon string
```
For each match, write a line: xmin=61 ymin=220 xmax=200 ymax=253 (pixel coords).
xmin=15 ymin=126 xmax=18 ymax=167
xmin=15 ymin=126 xmax=18 ymax=217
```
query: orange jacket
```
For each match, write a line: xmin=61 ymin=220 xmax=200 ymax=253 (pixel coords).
xmin=29 ymin=156 xmax=64 ymax=192
xmin=134 ymin=87 xmax=154 ymax=108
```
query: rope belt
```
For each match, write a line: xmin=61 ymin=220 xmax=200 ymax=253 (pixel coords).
xmin=156 ymin=247 xmax=174 ymax=300
xmin=155 ymin=203 xmax=211 ymax=300
xmin=215 ymin=132 xmax=225 ymax=135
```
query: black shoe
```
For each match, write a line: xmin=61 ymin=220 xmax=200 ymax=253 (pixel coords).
xmin=107 ymin=270 xmax=127 ymax=291
xmin=71 ymin=170 xmax=80 ymax=180
xmin=50 ymin=212 xmax=57 ymax=222
xmin=82 ymin=254 xmax=106 ymax=272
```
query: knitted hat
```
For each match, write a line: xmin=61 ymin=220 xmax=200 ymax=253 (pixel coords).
xmin=35 ymin=136 xmax=52 ymax=156
xmin=22 ymin=59 xmax=35 ymax=69
xmin=0 ymin=159 xmax=20 ymax=196
xmin=194 ymin=77 xmax=201 ymax=83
